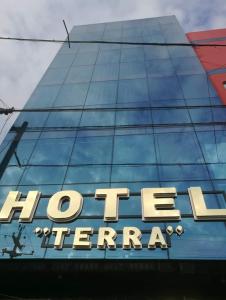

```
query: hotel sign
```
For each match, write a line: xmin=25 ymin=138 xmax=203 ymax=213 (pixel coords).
xmin=0 ymin=187 xmax=225 ymax=251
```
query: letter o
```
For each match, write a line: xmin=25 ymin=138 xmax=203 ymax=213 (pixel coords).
xmin=47 ymin=190 xmax=83 ymax=222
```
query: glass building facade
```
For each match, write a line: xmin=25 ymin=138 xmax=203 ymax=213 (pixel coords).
xmin=1 ymin=15 xmax=226 ymax=264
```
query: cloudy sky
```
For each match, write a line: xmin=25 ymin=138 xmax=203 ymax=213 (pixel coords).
xmin=0 ymin=0 xmax=226 ymax=142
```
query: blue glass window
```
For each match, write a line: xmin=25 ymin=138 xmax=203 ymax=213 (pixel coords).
xmin=50 ymin=53 xmax=75 ymax=68
xmin=120 ymin=62 xmax=146 ymax=79
xmin=80 ymin=111 xmax=115 ymax=127
xmin=0 ymin=186 xmax=17 ymax=205
xmin=189 ymin=108 xmax=212 ymax=123
xmin=54 ymin=83 xmax=89 ymax=107
xmin=146 ymin=59 xmax=175 ymax=77
xmin=152 ymin=109 xmax=190 ymax=124
xmin=169 ymin=219 xmax=226 ymax=259
xmin=168 ymin=46 xmax=196 ymax=58
xmin=78 ymin=43 xmax=99 ymax=52
xmin=116 ymin=110 xmax=151 ymax=126
xmin=20 ymin=166 xmax=67 ymax=185
xmin=66 ymin=65 xmax=93 ymax=83
xmin=45 ymin=111 xmax=82 ymax=127
xmin=144 ymin=46 xmax=169 ymax=60
xmin=159 ymin=164 xmax=209 ymax=181
xmin=118 ymin=195 xmax=141 ymax=217
xmin=65 ymin=166 xmax=111 ymax=184
xmin=162 ymin=24 xmax=187 ymax=43
xmin=156 ymin=131 xmax=204 ymax=163
xmin=122 ymin=36 xmax=144 ymax=48
xmin=175 ymin=194 xmax=192 ymax=215
xmin=63 ymin=182 xmax=110 ymax=194
xmin=186 ymin=97 xmax=211 ymax=106
xmin=121 ymin=48 xmax=145 ymax=63
xmin=100 ymin=43 xmax=121 ymax=51
xmin=29 ymin=136 xmax=74 ymax=165
xmin=9 ymin=137 xmax=37 ymax=166
xmin=211 ymin=97 xmax=222 ymax=105
xmin=204 ymin=193 xmax=226 ymax=209
xmin=92 ymin=64 xmax=119 ymax=81
xmin=40 ymin=68 xmax=68 ymax=85
xmin=179 ymin=74 xmax=209 ymax=99
xmin=73 ymin=51 xmax=98 ymax=66
xmin=35 ymin=198 xmax=49 ymax=217
xmin=85 ymin=81 xmax=117 ymax=106
xmin=103 ymin=29 xmax=121 ymax=40
xmin=143 ymin=19 xmax=161 ymax=30
xmin=118 ymin=78 xmax=149 ymax=104
xmin=97 ymin=50 xmax=120 ymax=64
xmin=79 ymin=196 xmax=105 ymax=217
xmin=122 ymin=28 xmax=142 ymax=38
xmin=14 ymin=112 xmax=49 ymax=128
xmin=70 ymin=136 xmax=113 ymax=164
xmin=106 ymin=22 xmax=122 ymax=30
xmin=0 ymin=166 xmax=24 ymax=185
xmin=0 ymin=133 xmax=16 ymax=163
xmin=74 ymin=31 xmax=103 ymax=41
xmin=59 ymin=42 xmax=79 ymax=54
xmin=216 ymin=131 xmax=226 ymax=162
xmin=111 ymin=165 xmax=158 ymax=182
xmin=208 ymin=163 xmax=226 ymax=180
xmin=213 ymin=108 xmax=226 ymax=122
xmin=25 ymin=85 xmax=61 ymax=108
xmin=158 ymin=15 xmax=177 ymax=24
xmin=113 ymin=134 xmax=156 ymax=164
xmin=197 ymin=131 xmax=219 ymax=163
xmin=149 ymin=76 xmax=184 ymax=100
xmin=0 ymin=220 xmax=53 ymax=259
xmin=172 ymin=57 xmax=204 ymax=75
xmin=20 ymin=184 xmax=62 ymax=196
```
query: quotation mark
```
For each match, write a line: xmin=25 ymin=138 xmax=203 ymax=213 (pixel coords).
xmin=34 ymin=227 xmax=51 ymax=237
xmin=166 ymin=225 xmax=184 ymax=236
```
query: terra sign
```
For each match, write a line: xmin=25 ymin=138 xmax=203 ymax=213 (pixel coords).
xmin=0 ymin=187 xmax=225 ymax=250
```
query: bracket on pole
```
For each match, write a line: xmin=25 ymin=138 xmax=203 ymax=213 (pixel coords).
xmin=63 ymin=20 xmax=70 ymax=48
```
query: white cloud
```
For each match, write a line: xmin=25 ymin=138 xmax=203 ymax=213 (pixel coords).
xmin=0 ymin=0 xmax=226 ymax=142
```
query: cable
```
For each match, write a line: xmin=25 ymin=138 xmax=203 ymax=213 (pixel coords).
xmin=0 ymin=36 xmax=226 ymax=47
xmin=7 ymin=162 xmax=226 ymax=168
xmin=9 ymin=121 xmax=226 ymax=133
xmin=0 ymin=104 xmax=226 ymax=115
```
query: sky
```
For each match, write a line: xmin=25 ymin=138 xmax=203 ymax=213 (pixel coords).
xmin=0 ymin=0 xmax=226 ymax=142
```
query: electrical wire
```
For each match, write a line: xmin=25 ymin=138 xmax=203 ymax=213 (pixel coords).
xmin=0 ymin=36 xmax=226 ymax=47
xmin=0 ymin=104 xmax=226 ymax=115
xmin=10 ymin=121 xmax=226 ymax=132
xmin=7 ymin=162 xmax=226 ymax=167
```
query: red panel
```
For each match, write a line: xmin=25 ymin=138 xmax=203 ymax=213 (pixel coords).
xmin=187 ymin=28 xmax=226 ymax=105
xmin=187 ymin=29 xmax=226 ymax=41
xmin=192 ymin=40 xmax=226 ymax=71
xmin=209 ymin=73 xmax=226 ymax=105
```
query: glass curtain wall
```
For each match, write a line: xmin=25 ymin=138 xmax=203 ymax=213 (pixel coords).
xmin=1 ymin=16 xmax=226 ymax=260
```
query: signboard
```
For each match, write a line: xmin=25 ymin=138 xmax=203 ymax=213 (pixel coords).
xmin=0 ymin=187 xmax=225 ymax=255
